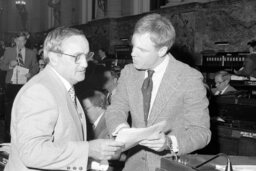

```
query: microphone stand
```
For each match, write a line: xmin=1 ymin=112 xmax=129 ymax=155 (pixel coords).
xmin=193 ymin=153 xmax=233 ymax=171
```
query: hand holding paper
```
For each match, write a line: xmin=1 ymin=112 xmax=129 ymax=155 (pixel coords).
xmin=115 ymin=120 xmax=167 ymax=151
xmin=139 ymin=132 xmax=167 ymax=152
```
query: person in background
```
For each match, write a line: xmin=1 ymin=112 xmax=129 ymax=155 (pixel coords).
xmin=211 ymin=71 xmax=237 ymax=96
xmin=234 ymin=40 xmax=256 ymax=78
xmin=103 ymin=68 xmax=119 ymax=105
xmin=38 ymin=58 xmax=46 ymax=72
xmin=0 ymin=32 xmax=39 ymax=141
xmin=4 ymin=27 xmax=124 ymax=171
xmin=82 ymin=90 xmax=126 ymax=171
xmin=105 ymin=13 xmax=211 ymax=171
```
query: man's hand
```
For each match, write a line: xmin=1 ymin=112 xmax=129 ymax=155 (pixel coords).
xmin=139 ymin=132 xmax=167 ymax=152
xmin=9 ymin=60 xmax=17 ymax=69
xmin=25 ymin=72 xmax=31 ymax=79
xmin=88 ymin=139 xmax=124 ymax=161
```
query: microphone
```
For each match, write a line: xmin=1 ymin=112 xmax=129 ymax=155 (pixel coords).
xmin=193 ymin=153 xmax=233 ymax=171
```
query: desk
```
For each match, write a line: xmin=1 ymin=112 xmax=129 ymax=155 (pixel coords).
xmin=157 ymin=155 xmax=256 ymax=171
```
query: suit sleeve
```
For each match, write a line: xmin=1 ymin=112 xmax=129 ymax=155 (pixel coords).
xmin=0 ymin=49 xmax=12 ymax=71
xmin=169 ymin=72 xmax=211 ymax=155
xmin=105 ymin=65 xmax=131 ymax=134
xmin=14 ymin=84 xmax=89 ymax=170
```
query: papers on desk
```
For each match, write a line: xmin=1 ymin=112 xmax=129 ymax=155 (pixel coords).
xmin=216 ymin=165 xmax=256 ymax=171
xmin=11 ymin=66 xmax=28 ymax=84
xmin=231 ymin=75 xmax=248 ymax=81
xmin=115 ymin=120 xmax=167 ymax=151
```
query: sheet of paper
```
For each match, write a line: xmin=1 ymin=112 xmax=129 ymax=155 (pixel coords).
xmin=216 ymin=165 xmax=256 ymax=171
xmin=115 ymin=120 xmax=167 ymax=151
xmin=11 ymin=66 xmax=29 ymax=84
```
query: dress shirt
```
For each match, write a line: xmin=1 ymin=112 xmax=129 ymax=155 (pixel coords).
xmin=49 ymin=65 xmax=72 ymax=92
xmin=93 ymin=112 xmax=104 ymax=128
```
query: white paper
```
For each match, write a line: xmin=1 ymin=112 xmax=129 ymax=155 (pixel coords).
xmin=11 ymin=66 xmax=29 ymax=84
xmin=216 ymin=165 xmax=256 ymax=171
xmin=115 ymin=120 xmax=167 ymax=151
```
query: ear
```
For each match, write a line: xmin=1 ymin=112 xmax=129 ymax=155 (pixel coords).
xmin=48 ymin=52 xmax=59 ymax=66
xmin=158 ymin=46 xmax=168 ymax=57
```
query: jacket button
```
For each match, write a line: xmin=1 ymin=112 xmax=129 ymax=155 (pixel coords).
xmin=67 ymin=166 xmax=70 ymax=170
xmin=73 ymin=166 xmax=77 ymax=170
xmin=142 ymin=156 xmax=146 ymax=160
xmin=79 ymin=167 xmax=83 ymax=170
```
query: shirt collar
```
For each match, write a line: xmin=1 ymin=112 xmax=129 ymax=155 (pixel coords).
xmin=146 ymin=55 xmax=169 ymax=76
xmin=49 ymin=65 xmax=72 ymax=91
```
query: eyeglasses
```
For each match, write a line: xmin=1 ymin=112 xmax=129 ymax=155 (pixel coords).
xmin=215 ymin=81 xmax=224 ymax=85
xmin=51 ymin=51 xmax=94 ymax=63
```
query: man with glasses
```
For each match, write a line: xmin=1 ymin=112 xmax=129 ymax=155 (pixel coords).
xmin=5 ymin=27 xmax=124 ymax=171
xmin=212 ymin=70 xmax=236 ymax=96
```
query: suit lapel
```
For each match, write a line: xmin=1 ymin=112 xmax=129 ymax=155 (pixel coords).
xmin=148 ymin=56 xmax=181 ymax=125
xmin=130 ymin=69 xmax=145 ymax=126
xmin=94 ymin=114 xmax=106 ymax=138
xmin=44 ymin=66 xmax=85 ymax=140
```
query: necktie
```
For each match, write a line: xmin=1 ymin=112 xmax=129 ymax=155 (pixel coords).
xmin=107 ymin=92 xmax=112 ymax=105
xmin=141 ymin=70 xmax=154 ymax=125
xmin=68 ymin=87 xmax=77 ymax=107
xmin=17 ymin=49 xmax=24 ymax=66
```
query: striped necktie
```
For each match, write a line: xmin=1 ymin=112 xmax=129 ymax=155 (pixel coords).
xmin=68 ymin=87 xmax=77 ymax=107
xmin=17 ymin=49 xmax=24 ymax=66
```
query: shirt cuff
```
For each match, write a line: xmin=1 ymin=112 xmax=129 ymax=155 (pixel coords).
xmin=112 ymin=123 xmax=130 ymax=137
xmin=170 ymin=135 xmax=179 ymax=153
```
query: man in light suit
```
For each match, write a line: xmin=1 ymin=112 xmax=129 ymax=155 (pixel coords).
xmin=105 ymin=14 xmax=211 ymax=171
xmin=5 ymin=27 xmax=124 ymax=171
xmin=0 ymin=32 xmax=38 ymax=141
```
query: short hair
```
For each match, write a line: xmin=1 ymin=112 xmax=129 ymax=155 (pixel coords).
xmin=133 ymin=13 xmax=176 ymax=50
xmin=215 ymin=71 xmax=231 ymax=82
xmin=14 ymin=32 xmax=27 ymax=39
xmin=104 ymin=67 xmax=120 ymax=79
xmin=247 ymin=40 xmax=256 ymax=48
xmin=86 ymin=90 xmax=107 ymax=110
xmin=43 ymin=27 xmax=85 ymax=61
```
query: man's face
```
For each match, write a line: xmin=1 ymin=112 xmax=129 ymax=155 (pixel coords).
xmin=131 ymin=33 xmax=162 ymax=70
xmin=57 ymin=35 xmax=89 ymax=85
xmin=215 ymin=75 xmax=228 ymax=91
xmin=15 ymin=36 xmax=26 ymax=50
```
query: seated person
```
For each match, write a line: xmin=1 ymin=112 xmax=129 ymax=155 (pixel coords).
xmin=211 ymin=71 xmax=237 ymax=96
xmin=82 ymin=90 xmax=125 ymax=171
xmin=82 ymin=90 xmax=109 ymax=139
xmin=103 ymin=68 xmax=120 ymax=105
xmin=234 ymin=40 xmax=256 ymax=78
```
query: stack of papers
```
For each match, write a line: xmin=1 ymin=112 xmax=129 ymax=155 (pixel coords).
xmin=216 ymin=165 xmax=256 ymax=171
xmin=115 ymin=121 xmax=167 ymax=151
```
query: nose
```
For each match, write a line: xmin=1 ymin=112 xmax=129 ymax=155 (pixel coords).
xmin=81 ymin=55 xmax=88 ymax=68
xmin=131 ymin=47 xmax=136 ymax=57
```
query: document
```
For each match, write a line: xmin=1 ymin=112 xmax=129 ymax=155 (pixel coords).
xmin=11 ymin=66 xmax=29 ymax=84
xmin=115 ymin=120 xmax=167 ymax=151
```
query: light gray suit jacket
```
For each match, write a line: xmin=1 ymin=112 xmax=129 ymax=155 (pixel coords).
xmin=0 ymin=47 xmax=38 ymax=84
xmin=105 ymin=55 xmax=211 ymax=171
xmin=5 ymin=65 xmax=88 ymax=171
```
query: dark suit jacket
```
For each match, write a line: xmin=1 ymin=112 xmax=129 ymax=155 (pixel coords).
xmin=236 ymin=54 xmax=256 ymax=78
xmin=0 ymin=47 xmax=38 ymax=84
xmin=105 ymin=54 xmax=211 ymax=171
xmin=211 ymin=85 xmax=237 ymax=95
